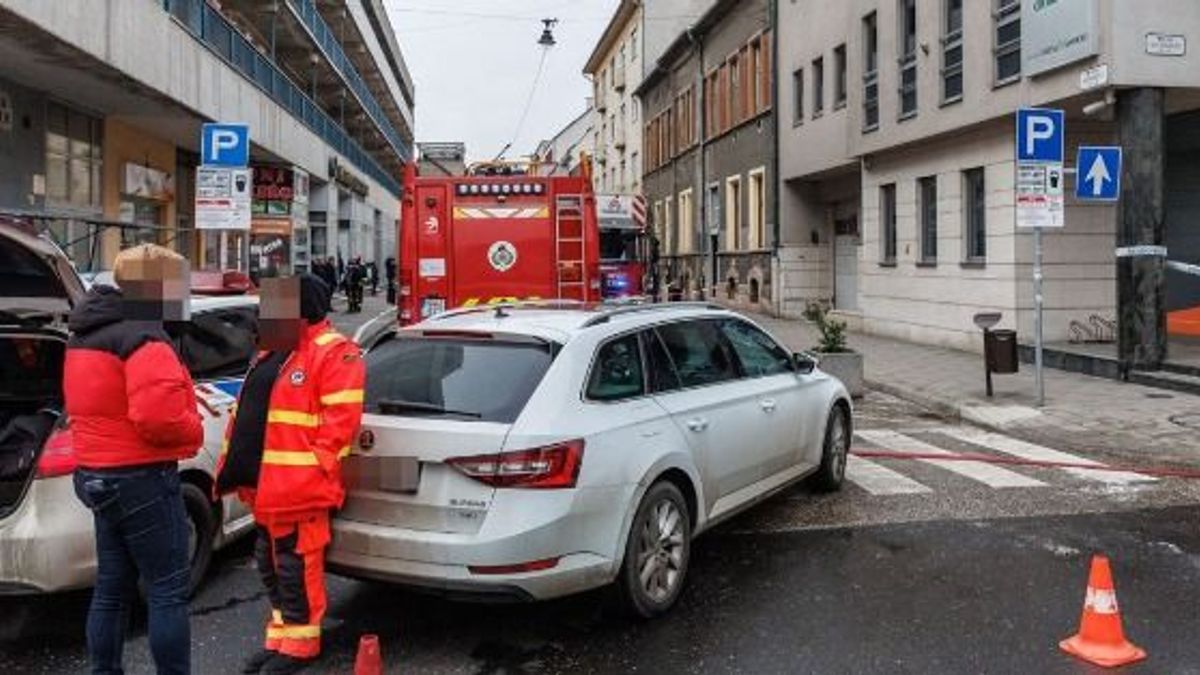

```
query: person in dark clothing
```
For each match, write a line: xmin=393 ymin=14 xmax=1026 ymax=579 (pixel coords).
xmin=366 ymin=261 xmax=379 ymax=297
xmin=64 ymin=244 xmax=203 ymax=675
xmin=344 ymin=258 xmax=365 ymax=313
xmin=384 ymin=256 xmax=397 ymax=305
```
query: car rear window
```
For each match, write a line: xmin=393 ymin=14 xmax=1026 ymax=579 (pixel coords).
xmin=364 ymin=337 xmax=556 ymax=423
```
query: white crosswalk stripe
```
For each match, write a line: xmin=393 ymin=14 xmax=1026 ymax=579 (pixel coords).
xmin=855 ymin=430 xmax=1047 ymax=489
xmin=933 ymin=427 xmax=1155 ymax=486
xmin=844 ymin=454 xmax=932 ymax=495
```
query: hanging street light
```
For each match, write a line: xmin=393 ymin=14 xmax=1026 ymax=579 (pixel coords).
xmin=538 ymin=18 xmax=558 ymax=48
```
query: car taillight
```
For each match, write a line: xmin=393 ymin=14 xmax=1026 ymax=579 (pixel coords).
xmin=447 ymin=440 xmax=584 ymax=489
xmin=36 ymin=426 xmax=77 ymax=479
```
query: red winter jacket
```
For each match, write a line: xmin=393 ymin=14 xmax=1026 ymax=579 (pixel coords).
xmin=63 ymin=286 xmax=203 ymax=469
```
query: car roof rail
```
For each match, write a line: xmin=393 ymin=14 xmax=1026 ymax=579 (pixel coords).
xmin=579 ymin=302 xmax=726 ymax=328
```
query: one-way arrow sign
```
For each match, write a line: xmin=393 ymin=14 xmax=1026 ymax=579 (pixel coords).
xmin=1075 ymin=146 xmax=1122 ymax=201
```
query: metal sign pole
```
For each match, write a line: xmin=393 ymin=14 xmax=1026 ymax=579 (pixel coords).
xmin=1034 ymin=226 xmax=1045 ymax=407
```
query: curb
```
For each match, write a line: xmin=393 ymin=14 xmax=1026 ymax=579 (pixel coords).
xmin=865 ymin=378 xmax=965 ymax=424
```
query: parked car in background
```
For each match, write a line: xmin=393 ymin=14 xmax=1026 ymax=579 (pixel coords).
xmin=0 ymin=224 xmax=258 ymax=595
xmin=328 ymin=302 xmax=851 ymax=617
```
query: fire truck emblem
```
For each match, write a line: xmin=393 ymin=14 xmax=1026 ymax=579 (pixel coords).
xmin=488 ymin=241 xmax=518 ymax=272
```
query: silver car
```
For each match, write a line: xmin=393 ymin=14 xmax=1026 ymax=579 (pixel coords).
xmin=0 ymin=224 xmax=256 ymax=595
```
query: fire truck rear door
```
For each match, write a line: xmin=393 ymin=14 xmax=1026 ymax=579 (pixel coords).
xmin=451 ymin=202 xmax=556 ymax=306
xmin=416 ymin=185 xmax=450 ymax=316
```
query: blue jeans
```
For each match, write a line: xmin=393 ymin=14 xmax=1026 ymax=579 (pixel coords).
xmin=74 ymin=464 xmax=191 ymax=675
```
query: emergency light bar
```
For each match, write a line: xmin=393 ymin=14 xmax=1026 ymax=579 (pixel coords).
xmin=456 ymin=183 xmax=545 ymax=197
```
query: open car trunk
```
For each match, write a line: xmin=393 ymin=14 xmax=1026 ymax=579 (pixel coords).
xmin=0 ymin=331 xmax=66 ymax=518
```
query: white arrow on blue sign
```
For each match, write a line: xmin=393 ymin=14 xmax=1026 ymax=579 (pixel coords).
xmin=1016 ymin=108 xmax=1065 ymax=164
xmin=200 ymin=123 xmax=249 ymax=167
xmin=1075 ymin=146 xmax=1122 ymax=201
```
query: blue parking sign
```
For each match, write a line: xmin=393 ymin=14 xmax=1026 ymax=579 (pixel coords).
xmin=1075 ymin=146 xmax=1122 ymax=201
xmin=1016 ymin=108 xmax=1064 ymax=164
xmin=200 ymin=123 xmax=249 ymax=167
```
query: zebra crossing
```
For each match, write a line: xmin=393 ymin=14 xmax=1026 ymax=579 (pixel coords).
xmin=846 ymin=427 xmax=1158 ymax=497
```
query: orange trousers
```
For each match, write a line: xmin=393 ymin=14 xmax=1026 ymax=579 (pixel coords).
xmin=255 ymin=511 xmax=331 ymax=659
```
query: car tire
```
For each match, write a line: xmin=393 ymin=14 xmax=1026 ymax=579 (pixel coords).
xmin=616 ymin=481 xmax=691 ymax=619
xmin=181 ymin=483 xmax=216 ymax=596
xmin=813 ymin=404 xmax=849 ymax=493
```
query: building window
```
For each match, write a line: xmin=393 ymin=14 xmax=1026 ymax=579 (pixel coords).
xmin=880 ymin=183 xmax=897 ymax=264
xmin=653 ymin=200 xmax=663 ymax=239
xmin=748 ymin=168 xmax=766 ymax=250
xmin=812 ymin=56 xmax=825 ymax=117
xmin=729 ymin=51 xmax=742 ymax=124
xmin=919 ymin=176 xmax=938 ymax=264
xmin=792 ymin=68 xmax=804 ymax=125
xmin=45 ymin=101 xmax=103 ymax=209
xmin=994 ymin=0 xmax=1021 ymax=83
xmin=663 ymin=196 xmax=673 ymax=255
xmin=942 ymin=0 xmax=964 ymax=103
xmin=964 ymin=168 xmax=987 ymax=262
xmin=678 ymin=189 xmax=694 ymax=254
xmin=630 ymin=29 xmax=637 ymax=61
xmin=898 ymin=0 xmax=918 ymax=118
xmin=863 ymin=12 xmax=879 ymax=131
xmin=758 ymin=31 xmax=772 ymax=114
xmin=834 ymin=44 xmax=848 ymax=108
xmin=725 ymin=175 xmax=742 ymax=251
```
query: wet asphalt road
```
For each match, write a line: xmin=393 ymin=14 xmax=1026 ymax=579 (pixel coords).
xmin=4 ymin=392 xmax=1200 ymax=673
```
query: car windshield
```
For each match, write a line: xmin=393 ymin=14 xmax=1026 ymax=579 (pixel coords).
xmin=364 ymin=336 xmax=556 ymax=423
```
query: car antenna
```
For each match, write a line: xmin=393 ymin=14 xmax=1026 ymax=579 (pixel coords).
xmin=494 ymin=305 xmax=510 ymax=319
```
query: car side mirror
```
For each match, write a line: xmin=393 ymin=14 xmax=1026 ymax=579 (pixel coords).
xmin=793 ymin=352 xmax=818 ymax=375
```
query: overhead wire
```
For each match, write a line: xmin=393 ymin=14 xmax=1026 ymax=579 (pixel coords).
xmin=495 ymin=43 xmax=552 ymax=161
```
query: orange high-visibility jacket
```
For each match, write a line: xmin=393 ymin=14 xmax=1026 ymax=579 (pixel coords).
xmin=217 ymin=318 xmax=365 ymax=520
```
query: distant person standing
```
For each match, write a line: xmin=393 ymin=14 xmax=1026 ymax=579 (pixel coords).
xmin=384 ymin=256 xmax=397 ymax=305
xmin=366 ymin=261 xmax=379 ymax=297
xmin=344 ymin=257 xmax=365 ymax=313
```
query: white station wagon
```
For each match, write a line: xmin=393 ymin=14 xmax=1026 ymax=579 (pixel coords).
xmin=329 ymin=303 xmax=851 ymax=616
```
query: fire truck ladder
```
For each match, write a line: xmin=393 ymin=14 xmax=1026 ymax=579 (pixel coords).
xmin=556 ymin=195 xmax=586 ymax=301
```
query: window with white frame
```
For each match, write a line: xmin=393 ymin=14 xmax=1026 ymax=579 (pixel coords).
xmin=863 ymin=12 xmax=879 ymax=131
xmin=994 ymin=0 xmax=1021 ymax=83
xmin=898 ymin=0 xmax=918 ymax=118
xmin=663 ymin=196 xmax=673 ymax=257
xmin=653 ymin=200 xmax=663 ymax=239
xmin=942 ymin=0 xmax=964 ymax=102
xmin=748 ymin=168 xmax=766 ymax=249
xmin=678 ymin=189 xmax=694 ymax=254
xmin=725 ymin=175 xmax=742 ymax=252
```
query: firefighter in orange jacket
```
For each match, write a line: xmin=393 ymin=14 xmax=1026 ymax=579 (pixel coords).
xmin=216 ymin=274 xmax=364 ymax=675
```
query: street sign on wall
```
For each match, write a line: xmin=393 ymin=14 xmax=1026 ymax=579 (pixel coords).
xmin=1016 ymin=164 xmax=1064 ymax=229
xmin=1022 ymin=0 xmax=1100 ymax=76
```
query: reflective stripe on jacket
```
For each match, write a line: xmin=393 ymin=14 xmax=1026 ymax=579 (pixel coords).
xmin=216 ymin=318 xmax=365 ymax=519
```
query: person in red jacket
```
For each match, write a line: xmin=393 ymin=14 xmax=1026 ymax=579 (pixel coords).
xmin=217 ymin=274 xmax=364 ymax=675
xmin=64 ymin=244 xmax=203 ymax=675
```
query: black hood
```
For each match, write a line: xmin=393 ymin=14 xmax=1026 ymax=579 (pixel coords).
xmin=68 ymin=286 xmax=126 ymax=335
xmin=300 ymin=273 xmax=331 ymax=324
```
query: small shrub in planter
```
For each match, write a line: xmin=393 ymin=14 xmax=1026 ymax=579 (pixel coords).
xmin=803 ymin=303 xmax=864 ymax=398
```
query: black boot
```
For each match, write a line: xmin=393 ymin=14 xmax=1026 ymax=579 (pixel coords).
xmin=262 ymin=654 xmax=317 ymax=674
xmin=241 ymin=649 xmax=278 ymax=673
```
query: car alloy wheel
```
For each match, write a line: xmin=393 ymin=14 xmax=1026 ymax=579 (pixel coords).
xmin=814 ymin=405 xmax=849 ymax=492
xmin=637 ymin=499 xmax=686 ymax=603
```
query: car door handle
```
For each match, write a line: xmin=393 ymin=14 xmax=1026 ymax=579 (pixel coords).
xmin=760 ymin=398 xmax=777 ymax=412
xmin=685 ymin=418 xmax=709 ymax=432
xmin=640 ymin=430 xmax=662 ymax=438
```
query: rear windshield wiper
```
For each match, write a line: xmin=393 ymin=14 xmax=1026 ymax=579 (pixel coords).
xmin=375 ymin=399 xmax=482 ymax=419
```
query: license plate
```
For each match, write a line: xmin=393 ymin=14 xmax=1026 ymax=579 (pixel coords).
xmin=379 ymin=457 xmax=421 ymax=493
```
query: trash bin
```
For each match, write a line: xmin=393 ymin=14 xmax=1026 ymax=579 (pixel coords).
xmin=986 ymin=329 xmax=1019 ymax=374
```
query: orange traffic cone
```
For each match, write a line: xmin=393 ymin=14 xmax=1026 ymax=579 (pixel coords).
xmin=1060 ymin=555 xmax=1147 ymax=668
xmin=354 ymin=634 xmax=383 ymax=675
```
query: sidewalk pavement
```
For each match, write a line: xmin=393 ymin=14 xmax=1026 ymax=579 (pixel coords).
xmin=329 ymin=289 xmax=392 ymax=336
xmin=751 ymin=313 xmax=1200 ymax=469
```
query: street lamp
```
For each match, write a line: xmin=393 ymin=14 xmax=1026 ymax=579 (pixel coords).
xmin=538 ymin=19 xmax=558 ymax=48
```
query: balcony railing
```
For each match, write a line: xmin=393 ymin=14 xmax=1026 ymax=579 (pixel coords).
xmin=163 ymin=0 xmax=402 ymax=198
xmin=288 ymin=0 xmax=410 ymax=163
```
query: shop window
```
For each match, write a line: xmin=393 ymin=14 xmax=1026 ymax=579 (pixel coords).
xmin=45 ymin=101 xmax=102 ymax=209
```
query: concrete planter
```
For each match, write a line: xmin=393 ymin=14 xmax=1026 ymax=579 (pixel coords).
xmin=816 ymin=351 xmax=865 ymax=398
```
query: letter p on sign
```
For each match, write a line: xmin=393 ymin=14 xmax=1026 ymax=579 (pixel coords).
xmin=1016 ymin=108 xmax=1064 ymax=164
xmin=200 ymin=123 xmax=249 ymax=167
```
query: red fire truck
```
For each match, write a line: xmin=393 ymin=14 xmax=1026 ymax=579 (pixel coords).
xmin=397 ymin=160 xmax=602 ymax=324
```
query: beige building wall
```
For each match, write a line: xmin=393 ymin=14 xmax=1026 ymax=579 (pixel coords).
xmin=586 ymin=3 xmax=644 ymax=195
